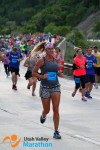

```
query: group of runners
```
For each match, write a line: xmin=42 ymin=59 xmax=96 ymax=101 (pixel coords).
xmin=72 ymin=46 xmax=100 ymax=101
xmin=0 ymin=34 xmax=100 ymax=139
xmin=0 ymin=34 xmax=64 ymax=139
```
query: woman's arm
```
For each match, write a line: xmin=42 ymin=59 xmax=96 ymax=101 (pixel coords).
xmin=23 ymin=58 xmax=32 ymax=68
xmin=23 ymin=58 xmax=31 ymax=67
xmin=32 ymin=59 xmax=48 ymax=79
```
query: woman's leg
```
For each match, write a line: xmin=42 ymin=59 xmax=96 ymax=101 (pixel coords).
xmin=40 ymin=86 xmax=51 ymax=123
xmin=81 ymin=75 xmax=87 ymax=101
xmin=4 ymin=64 xmax=7 ymax=75
xmin=51 ymin=92 xmax=61 ymax=131
xmin=72 ymin=76 xmax=81 ymax=97
xmin=28 ymin=77 xmax=33 ymax=86
xmin=41 ymin=98 xmax=51 ymax=117
xmin=32 ymin=77 xmax=37 ymax=95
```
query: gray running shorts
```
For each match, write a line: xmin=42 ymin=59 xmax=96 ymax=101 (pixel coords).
xmin=39 ymin=85 xmax=61 ymax=99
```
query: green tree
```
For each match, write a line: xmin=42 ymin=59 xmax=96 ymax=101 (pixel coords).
xmin=93 ymin=20 xmax=100 ymax=32
xmin=44 ymin=23 xmax=56 ymax=34
xmin=66 ymin=28 xmax=87 ymax=48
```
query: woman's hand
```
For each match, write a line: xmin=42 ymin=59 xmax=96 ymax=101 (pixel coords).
xmin=57 ymin=71 xmax=64 ymax=78
xmin=42 ymin=74 xmax=48 ymax=79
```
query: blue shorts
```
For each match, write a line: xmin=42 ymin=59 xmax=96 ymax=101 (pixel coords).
xmin=85 ymin=74 xmax=95 ymax=83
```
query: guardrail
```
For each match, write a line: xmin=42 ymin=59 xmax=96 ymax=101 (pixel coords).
xmin=64 ymin=63 xmax=73 ymax=76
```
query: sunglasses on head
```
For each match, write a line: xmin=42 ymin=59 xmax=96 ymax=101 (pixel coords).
xmin=46 ymin=47 xmax=54 ymax=50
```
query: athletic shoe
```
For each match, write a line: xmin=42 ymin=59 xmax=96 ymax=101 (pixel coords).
xmin=79 ymin=88 xmax=82 ymax=93
xmin=88 ymin=95 xmax=92 ymax=99
xmin=82 ymin=96 xmax=87 ymax=101
xmin=18 ymin=74 xmax=20 ymax=77
xmin=12 ymin=85 xmax=17 ymax=90
xmin=94 ymin=84 xmax=98 ymax=89
xmin=14 ymin=85 xmax=17 ymax=90
xmin=32 ymin=92 xmax=36 ymax=96
xmin=85 ymin=92 xmax=92 ymax=99
xmin=8 ymin=72 xmax=10 ymax=76
xmin=72 ymin=92 xmax=76 ymax=97
xmin=40 ymin=115 xmax=46 ymax=124
xmin=85 ymin=92 xmax=89 ymax=97
xmin=7 ymin=74 xmax=9 ymax=78
xmin=53 ymin=131 xmax=61 ymax=139
xmin=12 ymin=84 xmax=14 ymax=89
xmin=27 ymin=84 xmax=30 ymax=89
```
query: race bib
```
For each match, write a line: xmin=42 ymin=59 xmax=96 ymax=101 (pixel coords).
xmin=47 ymin=72 xmax=57 ymax=81
xmin=12 ymin=58 xmax=17 ymax=63
xmin=75 ymin=78 xmax=80 ymax=83
xmin=87 ymin=62 xmax=92 ymax=68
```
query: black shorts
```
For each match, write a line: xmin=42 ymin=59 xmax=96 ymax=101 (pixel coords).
xmin=10 ymin=67 xmax=19 ymax=75
xmin=24 ymin=70 xmax=32 ymax=80
xmin=74 ymin=75 xmax=86 ymax=89
xmin=94 ymin=67 xmax=100 ymax=75
xmin=85 ymin=74 xmax=95 ymax=83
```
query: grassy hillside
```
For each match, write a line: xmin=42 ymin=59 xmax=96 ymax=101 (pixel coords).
xmin=0 ymin=0 xmax=100 ymax=35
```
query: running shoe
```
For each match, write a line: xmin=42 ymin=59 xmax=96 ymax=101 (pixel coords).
xmin=27 ymin=84 xmax=30 ymax=89
xmin=8 ymin=72 xmax=10 ymax=76
xmin=85 ymin=92 xmax=89 ymax=97
xmin=32 ymin=92 xmax=36 ymax=96
xmin=82 ymin=96 xmax=87 ymax=101
xmin=7 ymin=73 xmax=9 ymax=78
xmin=85 ymin=92 xmax=92 ymax=99
xmin=79 ymin=88 xmax=82 ymax=93
xmin=72 ymin=92 xmax=76 ymax=97
xmin=94 ymin=84 xmax=98 ymax=89
xmin=88 ymin=95 xmax=92 ymax=99
xmin=40 ymin=115 xmax=46 ymax=124
xmin=53 ymin=131 xmax=61 ymax=139
xmin=18 ymin=74 xmax=20 ymax=77
xmin=12 ymin=84 xmax=14 ymax=89
xmin=12 ymin=85 xmax=17 ymax=90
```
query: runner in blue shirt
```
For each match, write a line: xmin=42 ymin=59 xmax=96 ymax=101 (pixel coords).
xmin=6 ymin=47 xmax=23 ymax=90
xmin=84 ymin=47 xmax=97 ymax=98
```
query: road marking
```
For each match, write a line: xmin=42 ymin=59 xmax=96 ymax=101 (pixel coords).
xmin=30 ymin=121 xmax=100 ymax=146
xmin=74 ymin=134 xmax=100 ymax=146
xmin=0 ymin=107 xmax=18 ymax=116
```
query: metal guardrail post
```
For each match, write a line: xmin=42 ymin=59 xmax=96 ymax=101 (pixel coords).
xmin=64 ymin=63 xmax=73 ymax=76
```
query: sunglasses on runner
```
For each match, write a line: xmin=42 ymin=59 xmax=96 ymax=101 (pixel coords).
xmin=46 ymin=47 xmax=54 ymax=50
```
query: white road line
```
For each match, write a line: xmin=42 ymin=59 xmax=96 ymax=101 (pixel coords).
xmin=74 ymin=134 xmax=100 ymax=146
xmin=29 ymin=121 xmax=100 ymax=146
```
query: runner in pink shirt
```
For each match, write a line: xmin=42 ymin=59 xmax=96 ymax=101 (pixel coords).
xmin=72 ymin=48 xmax=87 ymax=101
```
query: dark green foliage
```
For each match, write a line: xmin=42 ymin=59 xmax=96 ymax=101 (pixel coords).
xmin=0 ymin=0 xmax=99 ymax=34
xmin=93 ymin=20 xmax=100 ymax=32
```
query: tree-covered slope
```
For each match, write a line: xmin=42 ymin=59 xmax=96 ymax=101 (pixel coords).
xmin=0 ymin=0 xmax=99 ymax=35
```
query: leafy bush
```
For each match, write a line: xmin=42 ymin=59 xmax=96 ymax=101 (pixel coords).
xmin=93 ymin=20 xmax=100 ymax=32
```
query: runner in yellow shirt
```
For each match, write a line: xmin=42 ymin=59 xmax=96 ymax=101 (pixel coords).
xmin=93 ymin=46 xmax=100 ymax=89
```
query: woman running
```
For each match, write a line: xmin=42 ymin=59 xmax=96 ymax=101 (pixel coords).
xmin=24 ymin=54 xmax=38 ymax=96
xmin=72 ymin=48 xmax=87 ymax=101
xmin=33 ymin=43 xmax=62 ymax=139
